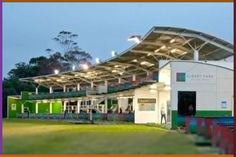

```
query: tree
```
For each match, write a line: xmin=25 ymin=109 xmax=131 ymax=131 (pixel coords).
xmin=29 ymin=56 xmax=48 ymax=75
xmin=53 ymin=31 xmax=79 ymax=54
xmin=52 ymin=31 xmax=92 ymax=70
xmin=29 ymin=52 xmax=66 ymax=75
xmin=64 ymin=50 xmax=92 ymax=70
xmin=8 ymin=62 xmax=38 ymax=79
xmin=2 ymin=30 xmax=93 ymax=118
xmin=3 ymin=62 xmax=46 ymax=118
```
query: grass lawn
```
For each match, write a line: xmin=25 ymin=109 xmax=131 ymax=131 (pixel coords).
xmin=3 ymin=119 xmax=201 ymax=154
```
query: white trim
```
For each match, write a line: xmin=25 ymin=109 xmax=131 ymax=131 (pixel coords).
xmin=35 ymin=102 xmax=38 ymax=114
xmin=159 ymin=60 xmax=233 ymax=71
xmin=49 ymin=102 xmax=52 ymax=114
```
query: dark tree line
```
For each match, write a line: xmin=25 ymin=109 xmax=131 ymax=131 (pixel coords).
xmin=2 ymin=31 xmax=92 ymax=118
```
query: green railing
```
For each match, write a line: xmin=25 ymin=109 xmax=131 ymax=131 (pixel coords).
xmin=108 ymin=82 xmax=133 ymax=93
xmin=21 ymin=74 xmax=159 ymax=100
xmin=17 ymin=113 xmax=134 ymax=122
xmin=107 ymin=79 xmax=157 ymax=94
xmin=23 ymin=90 xmax=87 ymax=100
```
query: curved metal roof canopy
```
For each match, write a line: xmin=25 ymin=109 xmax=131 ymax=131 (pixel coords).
xmin=20 ymin=26 xmax=234 ymax=88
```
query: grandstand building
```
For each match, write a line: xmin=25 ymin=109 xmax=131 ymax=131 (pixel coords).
xmin=7 ymin=26 xmax=234 ymax=129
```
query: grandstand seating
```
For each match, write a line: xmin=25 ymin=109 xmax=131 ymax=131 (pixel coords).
xmin=16 ymin=113 xmax=134 ymax=122
xmin=23 ymin=77 xmax=157 ymax=100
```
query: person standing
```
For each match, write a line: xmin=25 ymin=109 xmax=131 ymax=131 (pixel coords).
xmin=89 ymin=109 xmax=94 ymax=124
xmin=161 ymin=106 xmax=166 ymax=124
xmin=119 ymin=108 xmax=123 ymax=114
xmin=188 ymin=104 xmax=194 ymax=116
xmin=63 ymin=109 xmax=68 ymax=119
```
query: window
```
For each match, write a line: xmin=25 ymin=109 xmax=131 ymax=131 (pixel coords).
xmin=138 ymin=98 xmax=156 ymax=111
xmin=11 ymin=104 xmax=16 ymax=111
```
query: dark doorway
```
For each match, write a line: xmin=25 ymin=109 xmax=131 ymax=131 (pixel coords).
xmin=67 ymin=101 xmax=77 ymax=113
xmin=178 ymin=91 xmax=196 ymax=116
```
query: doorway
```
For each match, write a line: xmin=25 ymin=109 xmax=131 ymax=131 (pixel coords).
xmin=178 ymin=91 xmax=196 ymax=116
xmin=65 ymin=101 xmax=77 ymax=113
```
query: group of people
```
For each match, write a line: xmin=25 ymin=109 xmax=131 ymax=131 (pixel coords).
xmin=63 ymin=108 xmax=77 ymax=119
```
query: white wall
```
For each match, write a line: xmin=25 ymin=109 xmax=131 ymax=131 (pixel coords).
xmin=133 ymin=84 xmax=170 ymax=124
xmin=216 ymin=67 xmax=233 ymax=111
xmin=170 ymin=61 xmax=233 ymax=112
xmin=134 ymin=86 xmax=158 ymax=124
xmin=118 ymin=98 xmax=129 ymax=113
xmin=159 ymin=64 xmax=171 ymax=86
xmin=158 ymin=90 xmax=170 ymax=122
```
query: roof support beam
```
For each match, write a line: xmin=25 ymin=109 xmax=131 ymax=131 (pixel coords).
xmin=141 ymin=41 xmax=164 ymax=47
xmin=58 ymin=75 xmax=81 ymax=84
xmin=182 ymin=38 xmax=194 ymax=46
xmin=153 ymin=30 xmax=233 ymax=53
xmin=46 ymin=80 xmax=64 ymax=88
xmin=131 ymin=50 xmax=176 ymax=60
xmin=89 ymin=68 xmax=141 ymax=82
xmin=196 ymin=41 xmax=208 ymax=51
xmin=80 ymin=68 xmax=128 ymax=83
xmin=203 ymin=48 xmax=221 ymax=59
xmin=109 ymin=61 xmax=150 ymax=73
xmin=72 ymin=74 xmax=94 ymax=85
xmin=142 ymin=41 xmax=190 ymax=53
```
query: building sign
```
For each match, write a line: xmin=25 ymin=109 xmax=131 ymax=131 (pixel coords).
xmin=176 ymin=73 xmax=186 ymax=82
xmin=186 ymin=74 xmax=214 ymax=80
xmin=138 ymin=98 xmax=156 ymax=111
xmin=176 ymin=72 xmax=214 ymax=82
xmin=11 ymin=104 xmax=16 ymax=111
xmin=138 ymin=98 xmax=156 ymax=103
xmin=221 ymin=101 xmax=227 ymax=109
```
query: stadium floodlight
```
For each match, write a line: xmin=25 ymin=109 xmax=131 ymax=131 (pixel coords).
xmin=140 ymin=61 xmax=146 ymax=65
xmin=54 ymin=69 xmax=59 ymax=74
xmin=81 ymin=64 xmax=89 ymax=70
xmin=112 ymin=69 xmax=117 ymax=73
xmin=128 ymin=35 xmax=142 ymax=44
xmin=35 ymin=79 xmax=41 ymax=83
xmin=181 ymin=51 xmax=188 ymax=55
xmin=160 ymin=45 xmax=166 ymax=49
xmin=170 ymin=48 xmax=177 ymax=53
xmin=154 ymin=48 xmax=160 ymax=53
xmin=119 ymin=72 xmax=124 ymax=75
xmin=95 ymin=58 xmax=100 ymax=64
xmin=170 ymin=39 xmax=175 ymax=43
xmin=56 ymin=79 xmax=62 ymax=82
xmin=111 ymin=50 xmax=117 ymax=57
xmin=72 ymin=65 xmax=76 ymax=70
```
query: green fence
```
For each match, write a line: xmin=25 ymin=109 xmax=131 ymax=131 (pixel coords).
xmin=22 ymin=77 xmax=159 ymax=99
xmin=107 ymin=80 xmax=156 ymax=94
xmin=16 ymin=113 xmax=134 ymax=122
xmin=23 ymin=90 xmax=87 ymax=100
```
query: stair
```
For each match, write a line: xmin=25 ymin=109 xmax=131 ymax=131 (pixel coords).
xmin=89 ymin=96 xmax=108 ymax=113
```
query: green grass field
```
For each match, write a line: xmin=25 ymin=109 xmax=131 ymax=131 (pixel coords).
xmin=3 ymin=119 xmax=201 ymax=154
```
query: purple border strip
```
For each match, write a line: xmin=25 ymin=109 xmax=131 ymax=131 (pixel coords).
xmin=0 ymin=0 xmax=2 ymax=154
